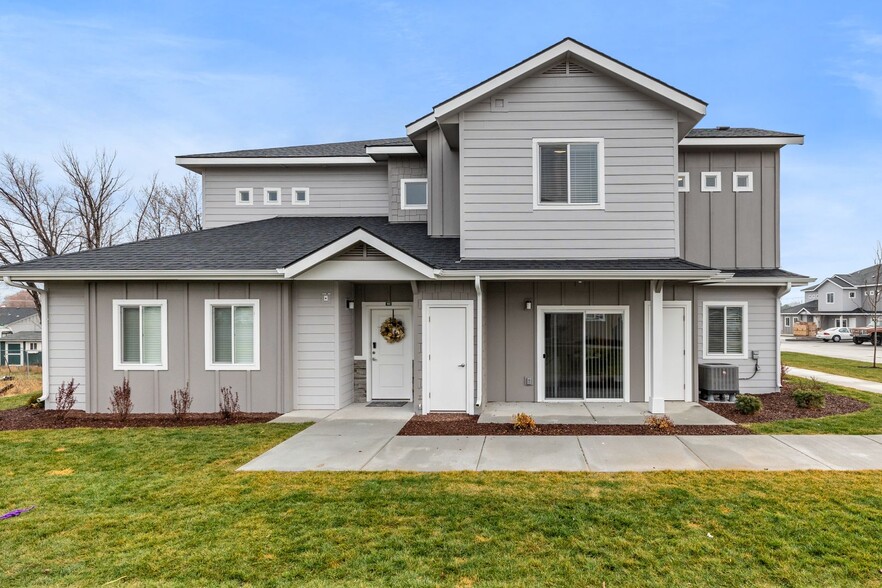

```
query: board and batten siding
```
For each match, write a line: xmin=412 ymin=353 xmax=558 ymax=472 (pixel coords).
xmin=202 ymin=165 xmax=390 ymax=228
xmin=679 ymin=149 xmax=779 ymax=269
xmin=46 ymin=282 xmax=88 ymax=410
xmin=458 ymin=69 xmax=679 ymax=259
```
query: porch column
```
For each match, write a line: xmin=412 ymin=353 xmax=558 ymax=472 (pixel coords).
xmin=649 ymin=280 xmax=665 ymax=414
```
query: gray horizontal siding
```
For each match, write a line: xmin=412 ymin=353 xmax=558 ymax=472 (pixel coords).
xmin=202 ymin=165 xmax=390 ymax=228
xmin=459 ymin=71 xmax=679 ymax=259
xmin=46 ymin=282 xmax=88 ymax=410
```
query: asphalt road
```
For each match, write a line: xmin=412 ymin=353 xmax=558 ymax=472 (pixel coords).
xmin=781 ymin=337 xmax=882 ymax=362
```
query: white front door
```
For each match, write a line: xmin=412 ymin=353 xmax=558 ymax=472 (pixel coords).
xmin=370 ymin=308 xmax=413 ymax=400
xmin=425 ymin=303 xmax=471 ymax=412
xmin=661 ymin=305 xmax=689 ymax=401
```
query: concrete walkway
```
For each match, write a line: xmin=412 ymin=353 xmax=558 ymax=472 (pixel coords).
xmin=239 ymin=406 xmax=882 ymax=471
xmin=788 ymin=367 xmax=882 ymax=395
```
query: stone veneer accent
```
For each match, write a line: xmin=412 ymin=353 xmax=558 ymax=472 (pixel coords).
xmin=388 ymin=156 xmax=428 ymax=223
xmin=354 ymin=359 xmax=367 ymax=403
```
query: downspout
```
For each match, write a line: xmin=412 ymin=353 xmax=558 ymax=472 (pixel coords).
xmin=3 ymin=277 xmax=49 ymax=402
xmin=474 ymin=276 xmax=483 ymax=409
xmin=776 ymin=281 xmax=792 ymax=389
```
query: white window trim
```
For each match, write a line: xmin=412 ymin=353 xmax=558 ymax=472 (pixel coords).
xmin=733 ymin=171 xmax=754 ymax=192
xmin=263 ymin=187 xmax=281 ymax=205
xmin=702 ymin=301 xmax=748 ymax=359
xmin=27 ymin=342 xmax=39 ymax=351
xmin=204 ymin=299 xmax=261 ymax=371
xmin=532 ymin=138 xmax=606 ymax=210
xmin=292 ymin=187 xmax=310 ymax=205
xmin=400 ymin=178 xmax=428 ymax=210
xmin=849 ymin=291 xmax=857 ymax=299
xmin=784 ymin=316 xmax=791 ymax=327
xmin=112 ymin=299 xmax=169 ymax=371
xmin=536 ymin=305 xmax=630 ymax=402
xmin=677 ymin=172 xmax=690 ymax=192
xmin=236 ymin=187 xmax=253 ymax=205
xmin=826 ymin=292 xmax=835 ymax=304
xmin=700 ymin=172 xmax=722 ymax=193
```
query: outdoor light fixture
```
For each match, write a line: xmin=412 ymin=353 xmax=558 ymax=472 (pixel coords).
xmin=346 ymin=299 xmax=355 ymax=310
xmin=524 ymin=300 xmax=533 ymax=311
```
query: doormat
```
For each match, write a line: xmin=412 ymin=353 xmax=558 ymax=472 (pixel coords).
xmin=366 ymin=401 xmax=409 ymax=408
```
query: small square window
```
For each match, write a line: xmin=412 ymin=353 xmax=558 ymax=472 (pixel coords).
xmin=677 ymin=172 xmax=690 ymax=192
xmin=491 ymin=96 xmax=507 ymax=112
xmin=263 ymin=187 xmax=281 ymax=205
xmin=701 ymin=172 xmax=721 ymax=192
xmin=733 ymin=171 xmax=754 ymax=192
xmin=292 ymin=187 xmax=310 ymax=205
xmin=849 ymin=291 xmax=856 ymax=299
xmin=236 ymin=188 xmax=253 ymax=205
xmin=401 ymin=179 xmax=428 ymax=209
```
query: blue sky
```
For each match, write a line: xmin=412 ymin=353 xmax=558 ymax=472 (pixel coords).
xmin=1 ymin=0 xmax=881 ymax=303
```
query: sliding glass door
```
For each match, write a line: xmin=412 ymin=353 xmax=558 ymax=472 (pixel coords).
xmin=541 ymin=308 xmax=627 ymax=401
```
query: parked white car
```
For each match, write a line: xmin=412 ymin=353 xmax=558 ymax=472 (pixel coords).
xmin=816 ymin=327 xmax=853 ymax=342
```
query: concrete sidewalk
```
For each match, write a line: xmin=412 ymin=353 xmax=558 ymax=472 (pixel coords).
xmin=788 ymin=367 xmax=882 ymax=395
xmin=240 ymin=430 xmax=882 ymax=472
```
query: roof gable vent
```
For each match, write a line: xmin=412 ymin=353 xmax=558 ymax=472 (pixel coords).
xmin=334 ymin=242 xmax=389 ymax=261
xmin=543 ymin=58 xmax=592 ymax=76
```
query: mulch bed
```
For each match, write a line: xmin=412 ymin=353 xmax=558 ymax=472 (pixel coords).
xmin=0 ymin=407 xmax=280 ymax=431
xmin=398 ymin=413 xmax=751 ymax=436
xmin=702 ymin=390 xmax=869 ymax=424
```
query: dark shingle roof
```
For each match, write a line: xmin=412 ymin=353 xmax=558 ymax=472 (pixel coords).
xmin=0 ymin=330 xmax=41 ymax=342
xmin=0 ymin=307 xmax=38 ymax=326
xmin=727 ymin=268 xmax=810 ymax=279
xmin=179 ymin=137 xmax=412 ymax=159
xmin=685 ymin=127 xmax=803 ymax=139
xmin=841 ymin=265 xmax=882 ymax=287
xmin=782 ymin=300 xmax=817 ymax=313
xmin=0 ymin=217 xmax=714 ymax=274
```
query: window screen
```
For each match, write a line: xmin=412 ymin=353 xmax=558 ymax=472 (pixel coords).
xmin=403 ymin=180 xmax=428 ymax=207
xmin=120 ymin=304 xmax=163 ymax=365
xmin=212 ymin=304 xmax=256 ymax=365
xmin=707 ymin=305 xmax=744 ymax=355
xmin=538 ymin=142 xmax=600 ymax=204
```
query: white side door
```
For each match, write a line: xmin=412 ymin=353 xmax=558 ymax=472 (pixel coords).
xmin=370 ymin=308 xmax=413 ymax=400
xmin=425 ymin=303 xmax=472 ymax=412
xmin=661 ymin=305 xmax=688 ymax=401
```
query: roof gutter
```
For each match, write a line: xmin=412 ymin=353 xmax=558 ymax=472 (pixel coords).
xmin=3 ymin=277 xmax=49 ymax=403
xmin=435 ymin=268 xmax=724 ymax=280
xmin=0 ymin=269 xmax=281 ymax=281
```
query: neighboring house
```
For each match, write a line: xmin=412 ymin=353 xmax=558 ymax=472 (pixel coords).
xmin=782 ymin=265 xmax=882 ymax=333
xmin=0 ymin=38 xmax=809 ymax=414
xmin=0 ymin=307 xmax=42 ymax=367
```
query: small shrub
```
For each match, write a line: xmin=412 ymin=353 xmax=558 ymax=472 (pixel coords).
xmin=170 ymin=383 xmax=193 ymax=419
xmin=218 ymin=386 xmax=240 ymax=419
xmin=55 ymin=379 xmax=79 ymax=418
xmin=735 ymin=394 xmax=762 ymax=415
xmin=645 ymin=414 xmax=675 ymax=430
xmin=109 ymin=378 xmax=133 ymax=420
xmin=512 ymin=412 xmax=537 ymax=431
xmin=27 ymin=392 xmax=44 ymax=409
xmin=794 ymin=388 xmax=826 ymax=409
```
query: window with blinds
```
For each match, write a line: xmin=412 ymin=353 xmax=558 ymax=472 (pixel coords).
xmin=207 ymin=301 xmax=259 ymax=369
xmin=535 ymin=139 xmax=603 ymax=206
xmin=114 ymin=301 xmax=167 ymax=370
xmin=705 ymin=304 xmax=745 ymax=356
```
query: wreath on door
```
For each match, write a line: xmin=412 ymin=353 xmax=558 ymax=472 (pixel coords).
xmin=379 ymin=316 xmax=406 ymax=343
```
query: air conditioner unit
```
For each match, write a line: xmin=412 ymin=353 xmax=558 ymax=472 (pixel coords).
xmin=698 ymin=363 xmax=739 ymax=402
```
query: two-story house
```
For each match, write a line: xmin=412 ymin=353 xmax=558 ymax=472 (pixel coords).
xmin=0 ymin=38 xmax=809 ymax=414
xmin=782 ymin=265 xmax=882 ymax=333
xmin=0 ymin=307 xmax=41 ymax=366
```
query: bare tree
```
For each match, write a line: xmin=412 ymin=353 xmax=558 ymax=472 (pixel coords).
xmin=56 ymin=145 xmax=130 ymax=249
xmin=0 ymin=154 xmax=78 ymax=310
xmin=871 ymin=241 xmax=882 ymax=368
xmin=132 ymin=173 xmax=202 ymax=241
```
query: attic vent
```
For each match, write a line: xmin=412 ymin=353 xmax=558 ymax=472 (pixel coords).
xmin=543 ymin=59 xmax=592 ymax=76
xmin=336 ymin=242 xmax=387 ymax=260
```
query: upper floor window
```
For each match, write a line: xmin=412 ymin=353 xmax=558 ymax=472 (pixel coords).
xmin=677 ymin=172 xmax=690 ymax=192
xmin=263 ymin=187 xmax=281 ymax=205
xmin=849 ymin=291 xmax=857 ymax=299
xmin=826 ymin=292 xmax=834 ymax=304
xmin=704 ymin=302 xmax=747 ymax=358
xmin=27 ymin=342 xmax=39 ymax=351
xmin=293 ymin=187 xmax=310 ymax=205
xmin=205 ymin=300 xmax=260 ymax=370
xmin=533 ymin=138 xmax=604 ymax=208
xmin=112 ymin=300 xmax=168 ymax=371
xmin=700 ymin=172 xmax=721 ymax=192
xmin=401 ymin=178 xmax=428 ymax=210
xmin=236 ymin=188 xmax=253 ymax=205
xmin=733 ymin=172 xmax=753 ymax=192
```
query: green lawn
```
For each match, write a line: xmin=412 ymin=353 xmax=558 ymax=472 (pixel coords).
xmin=782 ymin=351 xmax=882 ymax=383
xmin=749 ymin=376 xmax=882 ymax=435
xmin=0 ymin=392 xmax=34 ymax=411
xmin=2 ymin=424 xmax=882 ymax=586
